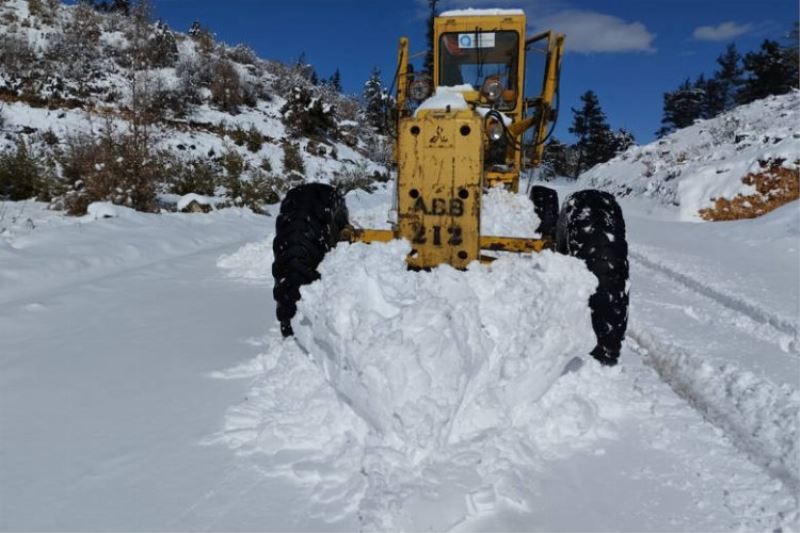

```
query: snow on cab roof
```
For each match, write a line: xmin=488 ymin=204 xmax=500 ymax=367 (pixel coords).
xmin=440 ymin=8 xmax=525 ymax=17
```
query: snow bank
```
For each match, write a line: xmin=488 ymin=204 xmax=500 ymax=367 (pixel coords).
xmin=583 ymin=92 xmax=800 ymax=221
xmin=294 ymin=239 xmax=596 ymax=457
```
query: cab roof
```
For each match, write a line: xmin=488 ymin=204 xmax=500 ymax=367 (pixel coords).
xmin=439 ymin=8 xmax=524 ymax=17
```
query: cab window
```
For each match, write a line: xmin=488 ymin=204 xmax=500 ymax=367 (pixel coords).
xmin=439 ymin=31 xmax=519 ymax=109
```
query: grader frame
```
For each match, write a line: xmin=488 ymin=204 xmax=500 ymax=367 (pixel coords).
xmin=344 ymin=10 xmax=565 ymax=269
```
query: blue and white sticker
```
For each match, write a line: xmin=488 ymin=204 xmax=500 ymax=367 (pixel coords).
xmin=457 ymin=32 xmax=496 ymax=48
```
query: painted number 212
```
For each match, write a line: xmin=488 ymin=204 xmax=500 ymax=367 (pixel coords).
xmin=413 ymin=224 xmax=463 ymax=246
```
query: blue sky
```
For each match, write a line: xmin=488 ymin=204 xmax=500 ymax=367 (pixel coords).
xmin=150 ymin=0 xmax=797 ymax=143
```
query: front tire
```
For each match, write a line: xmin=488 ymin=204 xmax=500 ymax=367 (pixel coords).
xmin=272 ymin=183 xmax=348 ymax=337
xmin=556 ymin=190 xmax=629 ymax=365
xmin=529 ymin=185 xmax=559 ymax=241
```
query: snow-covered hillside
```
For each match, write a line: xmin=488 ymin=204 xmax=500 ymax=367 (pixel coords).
xmin=0 ymin=0 xmax=386 ymax=214
xmin=583 ymin=91 xmax=799 ymax=221
xmin=1 ymin=179 xmax=797 ymax=530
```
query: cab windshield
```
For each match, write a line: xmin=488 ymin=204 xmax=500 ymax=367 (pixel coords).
xmin=439 ymin=30 xmax=519 ymax=110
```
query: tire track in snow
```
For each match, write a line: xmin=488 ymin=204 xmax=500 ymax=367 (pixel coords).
xmin=629 ymin=248 xmax=798 ymax=348
xmin=627 ymin=324 xmax=800 ymax=493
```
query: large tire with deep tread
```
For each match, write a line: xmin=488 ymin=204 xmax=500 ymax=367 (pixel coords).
xmin=556 ymin=190 xmax=629 ymax=365
xmin=529 ymin=185 xmax=559 ymax=240
xmin=272 ymin=183 xmax=349 ymax=337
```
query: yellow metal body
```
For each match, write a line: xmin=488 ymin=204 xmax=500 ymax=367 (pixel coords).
xmin=397 ymin=109 xmax=483 ymax=269
xmin=348 ymin=10 xmax=564 ymax=270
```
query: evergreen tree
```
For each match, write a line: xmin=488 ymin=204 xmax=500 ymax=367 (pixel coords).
xmin=328 ymin=68 xmax=342 ymax=92
xmin=424 ymin=0 xmax=439 ymax=74
xmin=188 ymin=20 xmax=202 ymax=37
xmin=785 ymin=23 xmax=799 ymax=80
xmin=657 ymin=78 xmax=704 ymax=137
xmin=713 ymin=43 xmax=743 ymax=111
xmin=541 ymin=138 xmax=570 ymax=179
xmin=280 ymin=86 xmax=337 ymax=138
xmin=363 ymin=67 xmax=390 ymax=134
xmin=293 ymin=51 xmax=319 ymax=84
xmin=738 ymin=39 xmax=797 ymax=104
xmin=569 ymin=90 xmax=616 ymax=176
xmin=701 ymin=76 xmax=726 ymax=118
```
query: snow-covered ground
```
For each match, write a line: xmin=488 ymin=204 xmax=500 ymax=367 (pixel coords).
xmin=584 ymin=91 xmax=799 ymax=221
xmin=1 ymin=182 xmax=798 ymax=530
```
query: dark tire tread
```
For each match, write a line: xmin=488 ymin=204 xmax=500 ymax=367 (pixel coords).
xmin=272 ymin=183 xmax=348 ymax=336
xmin=556 ymin=189 xmax=629 ymax=365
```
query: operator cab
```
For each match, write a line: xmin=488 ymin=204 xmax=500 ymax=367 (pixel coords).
xmin=439 ymin=30 xmax=520 ymax=111
xmin=434 ymin=10 xmax=527 ymax=115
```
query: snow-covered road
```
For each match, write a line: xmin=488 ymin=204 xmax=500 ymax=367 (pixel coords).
xmin=0 ymin=189 xmax=797 ymax=530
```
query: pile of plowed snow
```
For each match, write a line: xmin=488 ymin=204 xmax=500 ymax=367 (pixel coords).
xmin=294 ymin=240 xmax=595 ymax=454
xmin=583 ymin=91 xmax=799 ymax=221
xmin=215 ymin=225 xmax=608 ymax=528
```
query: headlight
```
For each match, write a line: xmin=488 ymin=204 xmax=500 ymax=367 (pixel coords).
xmin=408 ymin=78 xmax=432 ymax=102
xmin=481 ymin=78 xmax=504 ymax=102
xmin=485 ymin=115 xmax=504 ymax=142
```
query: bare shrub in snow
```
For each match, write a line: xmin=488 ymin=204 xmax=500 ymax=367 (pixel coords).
xmin=364 ymin=135 xmax=392 ymax=166
xmin=281 ymin=141 xmax=305 ymax=178
xmin=0 ymin=34 xmax=37 ymax=86
xmin=331 ymin=162 xmax=382 ymax=194
xmin=167 ymin=157 xmax=217 ymax=196
xmin=47 ymin=3 xmax=102 ymax=96
xmin=175 ymin=56 xmax=209 ymax=105
xmin=27 ymin=0 xmax=59 ymax=25
xmin=210 ymin=60 xmax=244 ymax=113
xmin=140 ymin=21 xmax=179 ymax=68
xmin=237 ymin=170 xmax=280 ymax=212
xmin=228 ymin=124 xmax=263 ymax=153
xmin=226 ymin=43 xmax=257 ymax=66
xmin=58 ymin=122 xmax=162 ymax=215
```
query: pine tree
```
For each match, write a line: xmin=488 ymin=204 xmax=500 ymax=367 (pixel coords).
xmin=541 ymin=138 xmax=570 ymax=179
xmin=569 ymin=90 xmax=616 ymax=176
xmin=657 ymin=79 xmax=704 ymax=137
xmin=785 ymin=23 xmax=799 ymax=80
xmin=424 ymin=0 xmax=439 ymax=74
xmin=363 ymin=67 xmax=390 ymax=134
xmin=712 ymin=43 xmax=743 ymax=111
xmin=738 ymin=39 xmax=797 ymax=104
xmin=293 ymin=51 xmax=319 ymax=84
xmin=701 ymin=76 xmax=726 ymax=118
xmin=280 ymin=86 xmax=337 ymax=138
xmin=328 ymin=69 xmax=342 ymax=92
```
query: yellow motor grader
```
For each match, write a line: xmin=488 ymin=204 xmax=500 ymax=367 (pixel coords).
xmin=272 ymin=9 xmax=629 ymax=365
